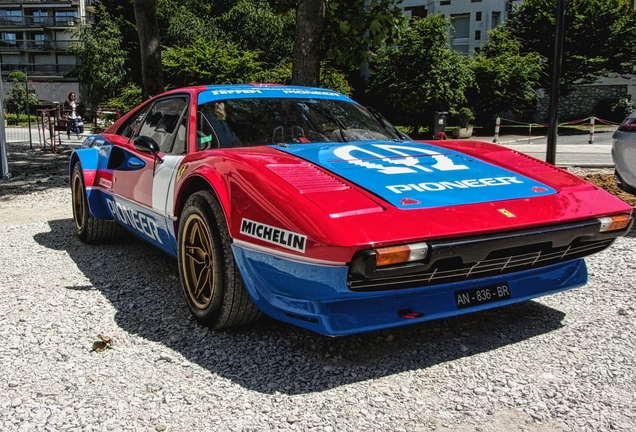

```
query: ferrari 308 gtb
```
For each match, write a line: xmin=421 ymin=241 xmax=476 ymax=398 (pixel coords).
xmin=70 ymin=84 xmax=633 ymax=336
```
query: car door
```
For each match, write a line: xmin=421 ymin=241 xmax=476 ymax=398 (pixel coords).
xmin=110 ymin=95 xmax=190 ymax=252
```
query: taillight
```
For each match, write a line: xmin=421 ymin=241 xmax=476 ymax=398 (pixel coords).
xmin=598 ymin=214 xmax=632 ymax=232
xmin=618 ymin=118 xmax=636 ymax=132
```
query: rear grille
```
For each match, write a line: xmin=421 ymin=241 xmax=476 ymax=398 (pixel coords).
xmin=348 ymin=239 xmax=612 ymax=291
xmin=347 ymin=219 xmax=625 ymax=292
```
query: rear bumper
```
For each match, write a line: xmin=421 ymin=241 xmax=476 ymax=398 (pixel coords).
xmin=232 ymin=244 xmax=588 ymax=336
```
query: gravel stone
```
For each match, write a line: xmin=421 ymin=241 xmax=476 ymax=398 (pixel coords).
xmin=1 ymin=145 xmax=635 ymax=431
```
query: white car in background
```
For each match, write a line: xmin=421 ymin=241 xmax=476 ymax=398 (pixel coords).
xmin=612 ymin=112 xmax=636 ymax=195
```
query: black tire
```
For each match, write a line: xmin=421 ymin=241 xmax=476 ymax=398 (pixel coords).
xmin=178 ymin=191 xmax=262 ymax=329
xmin=71 ymin=162 xmax=124 ymax=243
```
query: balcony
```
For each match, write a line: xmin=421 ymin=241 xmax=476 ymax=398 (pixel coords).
xmin=1 ymin=62 xmax=77 ymax=77
xmin=0 ymin=38 xmax=73 ymax=51
xmin=0 ymin=16 xmax=78 ymax=28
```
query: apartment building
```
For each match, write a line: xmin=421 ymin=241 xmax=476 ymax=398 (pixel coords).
xmin=400 ymin=0 xmax=523 ymax=54
xmin=0 ymin=0 xmax=94 ymax=103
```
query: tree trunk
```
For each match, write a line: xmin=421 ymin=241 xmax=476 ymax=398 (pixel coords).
xmin=134 ymin=0 xmax=164 ymax=99
xmin=291 ymin=0 xmax=325 ymax=87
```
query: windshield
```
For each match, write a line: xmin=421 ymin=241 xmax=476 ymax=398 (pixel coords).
xmin=196 ymin=97 xmax=402 ymax=149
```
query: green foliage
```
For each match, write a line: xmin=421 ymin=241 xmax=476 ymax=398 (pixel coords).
xmin=67 ymin=6 xmax=128 ymax=106
xmin=157 ymin=0 xmax=219 ymax=47
xmin=319 ymin=64 xmax=353 ymax=96
xmin=162 ymin=39 xmax=263 ymax=87
xmin=457 ymin=107 xmax=474 ymax=128
xmin=467 ymin=27 xmax=543 ymax=123
xmin=594 ymin=97 xmax=636 ymax=122
xmin=104 ymin=83 xmax=143 ymax=114
xmin=4 ymin=113 xmax=38 ymax=126
xmin=215 ymin=0 xmax=295 ymax=65
xmin=507 ymin=0 xmax=636 ymax=95
xmin=323 ymin=0 xmax=407 ymax=68
xmin=366 ymin=14 xmax=473 ymax=131
xmin=4 ymin=72 xmax=39 ymax=114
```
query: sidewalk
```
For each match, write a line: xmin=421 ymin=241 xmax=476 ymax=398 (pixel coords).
xmin=476 ymin=127 xmax=616 ymax=168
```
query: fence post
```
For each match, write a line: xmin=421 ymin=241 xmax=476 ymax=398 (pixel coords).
xmin=493 ymin=117 xmax=500 ymax=143
xmin=588 ymin=116 xmax=595 ymax=144
xmin=528 ymin=123 xmax=532 ymax=144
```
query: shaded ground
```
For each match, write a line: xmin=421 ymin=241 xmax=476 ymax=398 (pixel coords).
xmin=0 ymin=145 xmax=71 ymax=197
xmin=1 ymin=144 xmax=635 ymax=207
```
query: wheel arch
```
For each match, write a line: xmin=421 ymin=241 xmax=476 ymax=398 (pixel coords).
xmin=70 ymin=148 xmax=113 ymax=221
xmin=174 ymin=174 xmax=229 ymax=236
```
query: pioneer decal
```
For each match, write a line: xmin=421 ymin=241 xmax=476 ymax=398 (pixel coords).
xmin=240 ymin=219 xmax=306 ymax=253
xmin=277 ymin=141 xmax=556 ymax=209
xmin=105 ymin=198 xmax=163 ymax=244
xmin=386 ymin=176 xmax=523 ymax=194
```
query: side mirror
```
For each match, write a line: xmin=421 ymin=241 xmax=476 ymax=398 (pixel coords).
xmin=133 ymin=135 xmax=164 ymax=164
xmin=133 ymin=135 xmax=159 ymax=153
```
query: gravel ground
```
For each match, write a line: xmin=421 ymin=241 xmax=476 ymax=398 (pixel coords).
xmin=1 ymin=145 xmax=635 ymax=431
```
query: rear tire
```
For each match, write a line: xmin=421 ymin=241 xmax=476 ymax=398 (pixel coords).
xmin=178 ymin=191 xmax=262 ymax=329
xmin=71 ymin=163 xmax=123 ymax=243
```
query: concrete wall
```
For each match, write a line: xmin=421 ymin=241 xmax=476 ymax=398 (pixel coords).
xmin=2 ymin=80 xmax=80 ymax=107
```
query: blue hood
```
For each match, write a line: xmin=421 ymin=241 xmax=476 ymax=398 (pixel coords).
xmin=275 ymin=141 xmax=556 ymax=210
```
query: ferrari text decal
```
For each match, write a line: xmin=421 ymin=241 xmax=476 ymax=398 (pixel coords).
xmin=240 ymin=219 xmax=306 ymax=253
xmin=387 ymin=176 xmax=523 ymax=194
xmin=105 ymin=198 xmax=163 ymax=244
xmin=333 ymin=144 xmax=469 ymax=175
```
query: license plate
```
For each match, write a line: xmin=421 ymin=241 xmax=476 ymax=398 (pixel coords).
xmin=454 ymin=283 xmax=511 ymax=309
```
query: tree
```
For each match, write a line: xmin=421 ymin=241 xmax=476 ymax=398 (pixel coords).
xmin=162 ymin=39 xmax=263 ymax=87
xmin=366 ymin=14 xmax=473 ymax=133
xmin=291 ymin=0 xmax=325 ymax=86
xmin=67 ymin=6 xmax=127 ymax=106
xmin=467 ymin=27 xmax=543 ymax=124
xmin=216 ymin=0 xmax=295 ymax=65
xmin=507 ymin=0 xmax=636 ymax=95
xmin=323 ymin=0 xmax=406 ymax=68
xmin=134 ymin=0 xmax=164 ymax=99
xmin=291 ymin=0 xmax=406 ymax=86
xmin=4 ymin=71 xmax=39 ymax=116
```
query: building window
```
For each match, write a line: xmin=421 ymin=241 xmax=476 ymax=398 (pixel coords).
xmin=475 ymin=30 xmax=481 ymax=40
xmin=440 ymin=1 xmax=451 ymax=6
xmin=33 ymin=11 xmax=48 ymax=25
xmin=476 ymin=11 xmax=482 ymax=21
xmin=450 ymin=14 xmax=470 ymax=53
xmin=0 ymin=10 xmax=23 ymax=24
xmin=471 ymin=0 xmax=483 ymax=2
xmin=491 ymin=12 xmax=501 ymax=29
xmin=54 ymin=11 xmax=77 ymax=26
xmin=405 ymin=6 xmax=427 ymax=18
xmin=1 ymin=32 xmax=17 ymax=47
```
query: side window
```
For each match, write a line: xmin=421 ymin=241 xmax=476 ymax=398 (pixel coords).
xmin=196 ymin=109 xmax=218 ymax=151
xmin=136 ymin=96 xmax=189 ymax=154
xmin=119 ymin=105 xmax=152 ymax=139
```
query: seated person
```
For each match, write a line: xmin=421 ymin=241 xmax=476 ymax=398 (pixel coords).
xmin=207 ymin=102 xmax=242 ymax=148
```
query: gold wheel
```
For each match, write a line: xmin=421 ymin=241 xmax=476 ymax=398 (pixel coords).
xmin=72 ymin=165 xmax=86 ymax=232
xmin=180 ymin=213 xmax=215 ymax=310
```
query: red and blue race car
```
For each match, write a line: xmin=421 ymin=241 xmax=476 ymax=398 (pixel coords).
xmin=70 ymin=84 xmax=634 ymax=336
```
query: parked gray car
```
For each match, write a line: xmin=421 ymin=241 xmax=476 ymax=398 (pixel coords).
xmin=612 ymin=112 xmax=636 ymax=195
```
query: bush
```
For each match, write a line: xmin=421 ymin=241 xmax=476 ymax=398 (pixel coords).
xmin=594 ymin=97 xmax=636 ymax=122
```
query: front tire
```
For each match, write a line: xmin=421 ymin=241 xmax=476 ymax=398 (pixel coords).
xmin=178 ymin=191 xmax=261 ymax=329
xmin=71 ymin=163 xmax=123 ymax=243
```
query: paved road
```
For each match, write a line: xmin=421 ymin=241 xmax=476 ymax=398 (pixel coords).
xmin=491 ymin=128 xmax=616 ymax=168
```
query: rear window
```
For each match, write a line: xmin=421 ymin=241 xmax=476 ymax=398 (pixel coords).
xmin=618 ymin=117 xmax=636 ymax=132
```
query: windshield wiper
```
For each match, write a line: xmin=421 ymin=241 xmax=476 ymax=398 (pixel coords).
xmin=303 ymin=102 xmax=349 ymax=142
xmin=366 ymin=106 xmax=406 ymax=142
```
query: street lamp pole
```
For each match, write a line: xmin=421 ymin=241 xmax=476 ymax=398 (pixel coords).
xmin=0 ymin=61 xmax=10 ymax=180
xmin=546 ymin=0 xmax=566 ymax=165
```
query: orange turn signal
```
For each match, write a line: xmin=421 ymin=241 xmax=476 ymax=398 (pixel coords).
xmin=374 ymin=242 xmax=429 ymax=267
xmin=598 ymin=214 xmax=632 ymax=232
